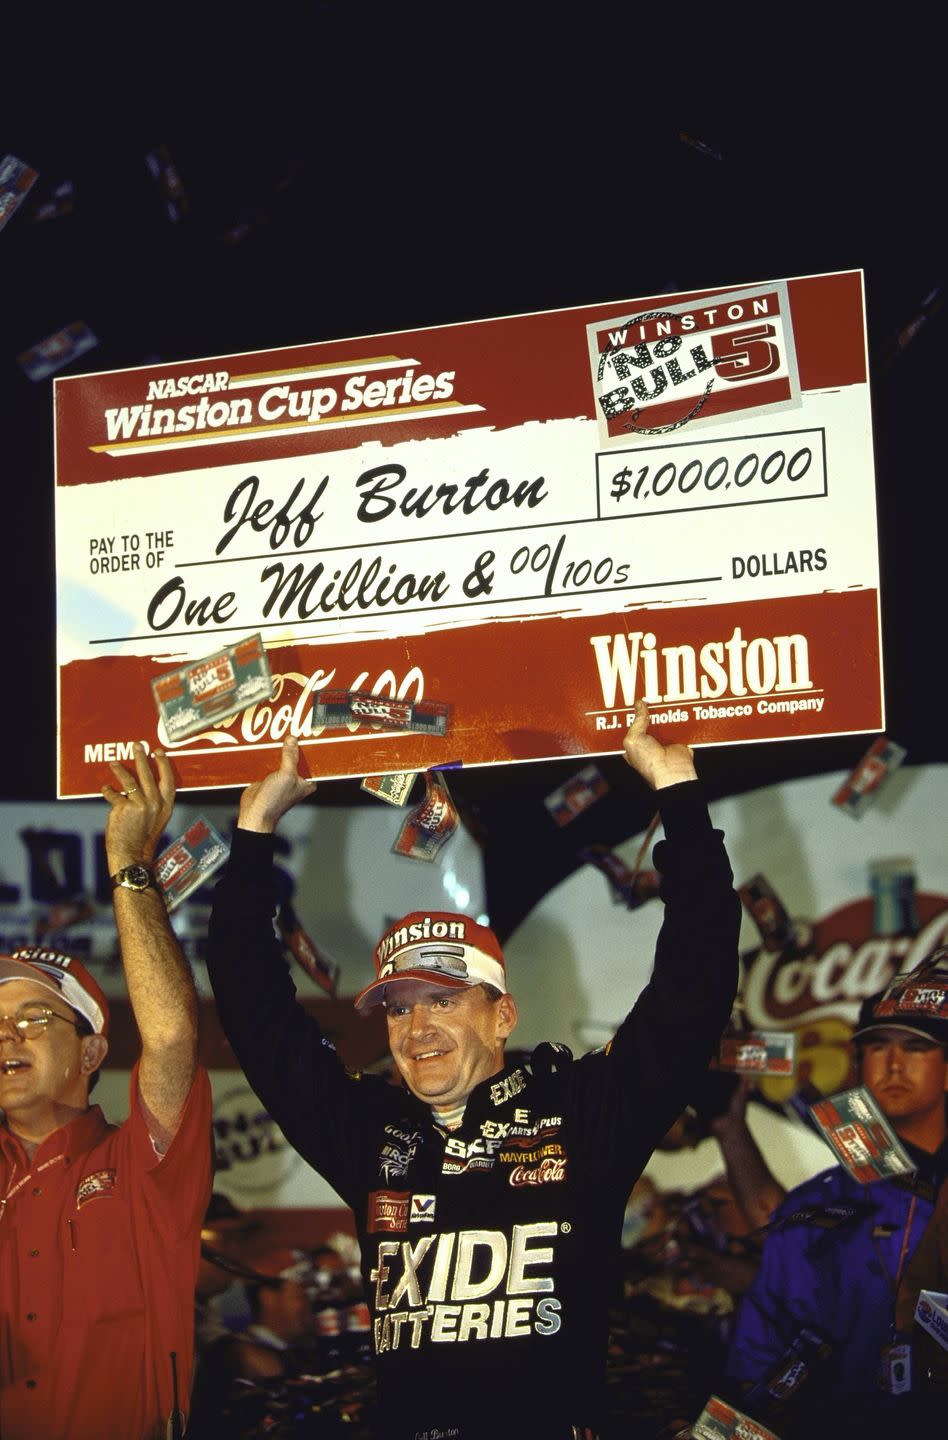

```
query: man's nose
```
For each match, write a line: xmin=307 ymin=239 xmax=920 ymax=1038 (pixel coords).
xmin=408 ymin=1004 xmax=436 ymax=1036
xmin=0 ymin=1016 xmax=24 ymax=1043
xmin=886 ymin=1045 xmax=906 ymax=1072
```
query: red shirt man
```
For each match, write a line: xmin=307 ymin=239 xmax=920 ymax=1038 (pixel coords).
xmin=0 ymin=745 xmax=212 ymax=1440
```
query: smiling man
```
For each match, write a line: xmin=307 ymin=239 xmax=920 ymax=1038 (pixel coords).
xmin=0 ymin=746 xmax=212 ymax=1440
xmin=363 ymin=919 xmax=517 ymax=1131
xmin=0 ymin=958 xmax=109 ymax=1142
xmin=206 ymin=701 xmax=740 ymax=1439
xmin=727 ymin=952 xmax=948 ymax=1438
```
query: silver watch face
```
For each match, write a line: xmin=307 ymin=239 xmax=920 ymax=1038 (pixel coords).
xmin=117 ymin=864 xmax=152 ymax=890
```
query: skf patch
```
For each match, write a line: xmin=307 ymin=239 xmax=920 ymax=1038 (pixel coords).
xmin=76 ymin=1169 xmax=116 ymax=1208
xmin=367 ymin=1190 xmax=409 ymax=1233
xmin=410 ymin=1193 xmax=436 ymax=1223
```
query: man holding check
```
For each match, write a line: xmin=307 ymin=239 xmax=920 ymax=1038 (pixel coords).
xmin=0 ymin=745 xmax=212 ymax=1440
xmin=207 ymin=701 xmax=740 ymax=1438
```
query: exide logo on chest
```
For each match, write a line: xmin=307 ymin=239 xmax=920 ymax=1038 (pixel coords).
xmin=371 ymin=1222 xmax=563 ymax=1354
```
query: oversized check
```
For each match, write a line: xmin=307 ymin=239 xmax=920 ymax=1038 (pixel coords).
xmin=55 ymin=270 xmax=883 ymax=795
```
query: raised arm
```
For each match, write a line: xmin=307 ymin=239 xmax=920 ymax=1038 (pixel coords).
xmin=103 ymin=743 xmax=198 ymax=1148
xmin=710 ymin=1078 xmax=788 ymax=1229
xmin=625 ymin=701 xmax=739 ymax=1037
xmin=571 ymin=702 xmax=741 ymax=1181
xmin=624 ymin=704 xmax=781 ymax=1217
xmin=205 ymin=738 xmax=373 ymax=1201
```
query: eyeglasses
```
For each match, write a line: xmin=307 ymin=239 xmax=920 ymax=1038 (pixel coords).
xmin=0 ymin=1002 xmax=84 ymax=1040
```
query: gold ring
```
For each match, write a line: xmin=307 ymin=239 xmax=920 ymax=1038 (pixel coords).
xmin=125 ymin=786 xmax=139 ymax=795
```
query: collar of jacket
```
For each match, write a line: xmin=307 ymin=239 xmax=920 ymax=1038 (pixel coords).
xmin=894 ymin=1134 xmax=948 ymax=1202
xmin=396 ymin=1058 xmax=542 ymax=1133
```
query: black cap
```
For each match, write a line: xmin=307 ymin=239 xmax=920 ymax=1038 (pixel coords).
xmin=853 ymin=947 xmax=948 ymax=1046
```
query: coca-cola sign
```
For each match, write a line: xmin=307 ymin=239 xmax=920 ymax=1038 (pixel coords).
xmin=508 ymin=1157 xmax=568 ymax=1187
xmin=742 ymin=894 xmax=948 ymax=1029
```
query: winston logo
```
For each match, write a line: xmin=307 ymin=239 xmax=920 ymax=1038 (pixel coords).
xmin=368 ymin=1191 xmax=410 ymax=1234
xmin=377 ymin=917 xmax=467 ymax=964
xmin=589 ymin=627 xmax=812 ymax=708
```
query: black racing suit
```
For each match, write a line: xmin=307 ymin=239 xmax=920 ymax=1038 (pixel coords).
xmin=207 ymin=780 xmax=740 ymax=1439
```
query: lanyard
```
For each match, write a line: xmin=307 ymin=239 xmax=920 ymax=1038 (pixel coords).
xmin=0 ymin=1148 xmax=65 ymax=1218
xmin=0 ymin=1160 xmax=28 ymax=1220
xmin=871 ymin=1190 xmax=919 ymax=1301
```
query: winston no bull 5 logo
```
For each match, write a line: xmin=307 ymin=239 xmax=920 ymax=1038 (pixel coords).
xmin=588 ymin=282 xmax=801 ymax=446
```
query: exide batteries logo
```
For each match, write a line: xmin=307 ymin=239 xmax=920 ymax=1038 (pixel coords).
xmin=587 ymin=280 xmax=802 ymax=446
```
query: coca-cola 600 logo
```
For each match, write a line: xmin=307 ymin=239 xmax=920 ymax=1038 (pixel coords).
xmin=161 ymin=664 xmax=425 ymax=751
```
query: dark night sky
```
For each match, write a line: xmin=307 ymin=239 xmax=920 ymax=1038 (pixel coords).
xmin=2 ymin=8 xmax=944 ymax=935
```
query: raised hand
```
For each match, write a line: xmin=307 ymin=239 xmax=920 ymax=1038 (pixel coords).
xmin=622 ymin=699 xmax=697 ymax=790
xmin=238 ymin=735 xmax=317 ymax=833
xmin=103 ymin=743 xmax=176 ymax=869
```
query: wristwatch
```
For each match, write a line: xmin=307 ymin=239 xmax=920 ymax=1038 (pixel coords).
xmin=110 ymin=864 xmax=158 ymax=893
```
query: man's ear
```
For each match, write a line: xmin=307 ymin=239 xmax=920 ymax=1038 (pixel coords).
xmin=496 ymin=993 xmax=519 ymax=1041
xmin=80 ymin=1034 xmax=109 ymax=1076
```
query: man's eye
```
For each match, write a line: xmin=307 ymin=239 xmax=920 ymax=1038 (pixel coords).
xmin=387 ymin=1006 xmax=410 ymax=1018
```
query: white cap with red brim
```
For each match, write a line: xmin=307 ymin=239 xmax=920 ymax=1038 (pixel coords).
xmin=355 ymin=910 xmax=507 ymax=1012
xmin=0 ymin=947 xmax=110 ymax=1036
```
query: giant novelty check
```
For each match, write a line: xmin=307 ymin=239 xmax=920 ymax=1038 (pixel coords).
xmin=55 ymin=270 xmax=882 ymax=794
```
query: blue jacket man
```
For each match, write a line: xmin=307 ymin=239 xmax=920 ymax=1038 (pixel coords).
xmin=727 ymin=951 xmax=948 ymax=1436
